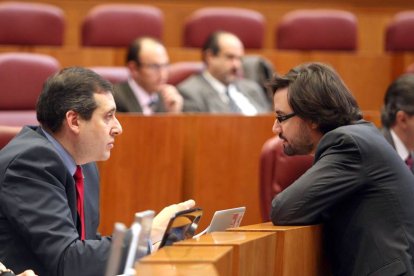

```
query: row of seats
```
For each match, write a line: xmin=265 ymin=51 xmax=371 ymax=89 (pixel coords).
xmin=1 ymin=2 xmax=414 ymax=51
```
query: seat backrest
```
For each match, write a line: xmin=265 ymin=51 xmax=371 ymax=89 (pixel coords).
xmin=0 ymin=125 xmax=21 ymax=150
xmin=90 ymin=66 xmax=129 ymax=84
xmin=259 ymin=136 xmax=313 ymax=221
xmin=276 ymin=9 xmax=357 ymax=51
xmin=167 ymin=61 xmax=204 ymax=85
xmin=386 ymin=11 xmax=414 ymax=51
xmin=0 ymin=52 xmax=60 ymax=110
xmin=183 ymin=7 xmax=265 ymax=49
xmin=0 ymin=1 xmax=64 ymax=46
xmin=82 ymin=4 xmax=163 ymax=47
xmin=242 ymin=55 xmax=275 ymax=102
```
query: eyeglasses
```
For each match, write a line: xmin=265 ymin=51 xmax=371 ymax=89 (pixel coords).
xmin=138 ymin=63 xmax=169 ymax=71
xmin=276 ymin=112 xmax=296 ymax=124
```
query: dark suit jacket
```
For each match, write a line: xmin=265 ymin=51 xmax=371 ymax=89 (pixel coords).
xmin=177 ymin=74 xmax=272 ymax=113
xmin=113 ymin=82 xmax=166 ymax=113
xmin=271 ymin=121 xmax=414 ymax=276
xmin=0 ymin=126 xmax=111 ymax=276
xmin=382 ymin=127 xmax=414 ymax=174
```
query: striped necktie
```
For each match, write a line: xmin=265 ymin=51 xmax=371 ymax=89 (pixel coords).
xmin=225 ymin=87 xmax=242 ymax=113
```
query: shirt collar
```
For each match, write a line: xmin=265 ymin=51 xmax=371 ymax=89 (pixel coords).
xmin=390 ymin=129 xmax=411 ymax=161
xmin=202 ymin=71 xmax=228 ymax=95
xmin=40 ymin=127 xmax=77 ymax=176
xmin=127 ymin=76 xmax=159 ymax=109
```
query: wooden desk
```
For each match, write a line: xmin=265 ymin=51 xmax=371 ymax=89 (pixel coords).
xmin=98 ymin=114 xmax=186 ymax=234
xmin=136 ymin=263 xmax=220 ymax=276
xmin=181 ymin=115 xmax=275 ymax=230
xmin=228 ymin=222 xmax=328 ymax=276
xmin=139 ymin=245 xmax=233 ymax=276
xmin=176 ymin=231 xmax=276 ymax=276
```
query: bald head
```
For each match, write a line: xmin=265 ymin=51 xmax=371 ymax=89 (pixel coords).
xmin=126 ymin=37 xmax=170 ymax=93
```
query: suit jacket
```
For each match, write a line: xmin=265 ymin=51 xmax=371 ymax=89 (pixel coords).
xmin=271 ymin=121 xmax=414 ymax=276
xmin=382 ymin=127 xmax=414 ymax=174
xmin=0 ymin=126 xmax=111 ymax=276
xmin=113 ymin=82 xmax=166 ymax=113
xmin=177 ymin=74 xmax=272 ymax=113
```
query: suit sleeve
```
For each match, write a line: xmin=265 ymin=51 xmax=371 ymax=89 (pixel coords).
xmin=0 ymin=147 xmax=111 ymax=276
xmin=178 ymin=81 xmax=206 ymax=112
xmin=270 ymin=132 xmax=365 ymax=225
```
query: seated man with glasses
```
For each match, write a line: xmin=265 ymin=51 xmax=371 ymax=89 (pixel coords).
xmin=113 ymin=37 xmax=183 ymax=114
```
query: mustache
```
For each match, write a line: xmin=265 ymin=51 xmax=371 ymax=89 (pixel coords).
xmin=279 ymin=134 xmax=287 ymax=141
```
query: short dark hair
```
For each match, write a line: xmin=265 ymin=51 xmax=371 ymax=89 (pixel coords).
xmin=269 ymin=62 xmax=362 ymax=134
xmin=36 ymin=67 xmax=113 ymax=133
xmin=381 ymin=74 xmax=414 ymax=128
xmin=126 ymin=36 xmax=162 ymax=64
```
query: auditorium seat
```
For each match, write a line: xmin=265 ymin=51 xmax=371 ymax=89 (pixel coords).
xmin=90 ymin=66 xmax=129 ymax=84
xmin=0 ymin=2 xmax=65 ymax=46
xmin=81 ymin=4 xmax=163 ymax=47
xmin=0 ymin=52 xmax=60 ymax=126
xmin=276 ymin=9 xmax=358 ymax=51
xmin=183 ymin=7 xmax=265 ymax=49
xmin=386 ymin=11 xmax=414 ymax=51
xmin=0 ymin=125 xmax=21 ymax=150
xmin=259 ymin=136 xmax=313 ymax=221
xmin=167 ymin=61 xmax=204 ymax=85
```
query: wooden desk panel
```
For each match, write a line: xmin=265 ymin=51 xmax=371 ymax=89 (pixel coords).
xmin=228 ymin=222 xmax=327 ymax=276
xmin=136 ymin=263 xmax=220 ymax=276
xmin=139 ymin=245 xmax=234 ymax=276
xmin=176 ymin=231 xmax=276 ymax=276
xmin=98 ymin=114 xmax=185 ymax=235
xmin=182 ymin=115 xmax=275 ymax=230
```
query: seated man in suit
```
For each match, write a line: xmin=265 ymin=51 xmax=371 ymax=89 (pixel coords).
xmin=0 ymin=67 xmax=195 ymax=276
xmin=114 ymin=37 xmax=183 ymax=114
xmin=177 ymin=31 xmax=272 ymax=114
xmin=381 ymin=74 xmax=414 ymax=173
xmin=270 ymin=63 xmax=414 ymax=275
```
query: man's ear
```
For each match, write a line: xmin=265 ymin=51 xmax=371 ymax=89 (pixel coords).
xmin=396 ymin=110 xmax=408 ymax=128
xmin=66 ymin=110 xmax=81 ymax=134
xmin=310 ymin=121 xmax=319 ymax=130
xmin=127 ymin=60 xmax=138 ymax=72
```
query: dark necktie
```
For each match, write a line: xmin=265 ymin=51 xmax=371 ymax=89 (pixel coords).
xmin=406 ymin=154 xmax=413 ymax=170
xmin=74 ymin=165 xmax=85 ymax=240
xmin=225 ymin=87 xmax=242 ymax=113
xmin=148 ymin=98 xmax=158 ymax=113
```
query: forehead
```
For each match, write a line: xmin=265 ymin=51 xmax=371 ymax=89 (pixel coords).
xmin=273 ymin=87 xmax=292 ymax=113
xmin=139 ymin=41 xmax=168 ymax=63
xmin=217 ymin=34 xmax=244 ymax=55
xmin=93 ymin=91 xmax=116 ymax=112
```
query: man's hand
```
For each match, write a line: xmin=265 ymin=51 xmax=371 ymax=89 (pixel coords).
xmin=150 ymin=199 xmax=195 ymax=249
xmin=159 ymin=84 xmax=183 ymax=113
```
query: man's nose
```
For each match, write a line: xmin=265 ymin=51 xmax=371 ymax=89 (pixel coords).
xmin=272 ymin=120 xmax=281 ymax=134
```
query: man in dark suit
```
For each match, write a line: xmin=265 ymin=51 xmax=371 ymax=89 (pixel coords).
xmin=114 ymin=37 xmax=183 ymax=114
xmin=270 ymin=63 xmax=414 ymax=275
xmin=381 ymin=74 xmax=414 ymax=173
xmin=177 ymin=31 xmax=272 ymax=114
xmin=0 ymin=67 xmax=194 ymax=275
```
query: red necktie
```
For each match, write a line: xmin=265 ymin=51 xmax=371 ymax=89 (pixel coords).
xmin=406 ymin=155 xmax=413 ymax=171
xmin=74 ymin=165 xmax=85 ymax=240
